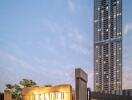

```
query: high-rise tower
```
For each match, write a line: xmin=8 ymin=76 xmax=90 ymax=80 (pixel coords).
xmin=94 ymin=0 xmax=122 ymax=92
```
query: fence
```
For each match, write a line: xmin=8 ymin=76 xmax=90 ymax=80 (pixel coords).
xmin=91 ymin=92 xmax=132 ymax=100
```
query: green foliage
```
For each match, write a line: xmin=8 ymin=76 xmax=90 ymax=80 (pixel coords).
xmin=5 ymin=84 xmax=13 ymax=89
xmin=5 ymin=79 xmax=37 ymax=100
xmin=44 ymin=85 xmax=52 ymax=87
xmin=96 ymin=84 xmax=102 ymax=92
xmin=20 ymin=79 xmax=37 ymax=87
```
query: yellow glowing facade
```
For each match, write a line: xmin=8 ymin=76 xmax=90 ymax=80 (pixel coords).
xmin=22 ymin=84 xmax=72 ymax=100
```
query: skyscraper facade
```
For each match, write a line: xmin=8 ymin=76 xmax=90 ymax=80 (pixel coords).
xmin=94 ymin=0 xmax=122 ymax=92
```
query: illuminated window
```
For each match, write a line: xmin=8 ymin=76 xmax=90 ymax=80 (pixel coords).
xmin=45 ymin=93 xmax=49 ymax=100
xmin=106 ymin=29 xmax=108 ymax=32
xmin=50 ymin=93 xmax=53 ymax=99
xmin=94 ymin=20 xmax=98 ymax=23
xmin=96 ymin=60 xmax=98 ymax=62
xmin=106 ymin=54 xmax=109 ymax=57
xmin=40 ymin=94 xmax=44 ymax=100
xmin=106 ymin=6 xmax=109 ymax=10
xmin=61 ymin=92 xmax=64 ymax=99
xmin=107 ymin=76 xmax=109 ymax=78
xmin=35 ymin=94 xmax=39 ymax=100
xmin=117 ymin=13 xmax=119 ymax=16
xmin=57 ymin=92 xmax=61 ymax=99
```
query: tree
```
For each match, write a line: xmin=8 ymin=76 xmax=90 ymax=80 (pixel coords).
xmin=20 ymin=79 xmax=37 ymax=87
xmin=5 ymin=79 xmax=37 ymax=100
xmin=96 ymin=84 xmax=102 ymax=92
xmin=44 ymin=85 xmax=52 ymax=87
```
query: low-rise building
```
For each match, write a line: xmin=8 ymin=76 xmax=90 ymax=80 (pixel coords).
xmin=22 ymin=84 xmax=73 ymax=100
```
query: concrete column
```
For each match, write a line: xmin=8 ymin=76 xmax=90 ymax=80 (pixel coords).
xmin=75 ymin=68 xmax=88 ymax=100
xmin=4 ymin=90 xmax=12 ymax=100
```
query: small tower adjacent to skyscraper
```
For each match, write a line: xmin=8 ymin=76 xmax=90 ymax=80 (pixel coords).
xmin=94 ymin=0 xmax=122 ymax=93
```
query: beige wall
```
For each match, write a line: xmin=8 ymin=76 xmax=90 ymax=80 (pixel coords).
xmin=4 ymin=90 xmax=12 ymax=100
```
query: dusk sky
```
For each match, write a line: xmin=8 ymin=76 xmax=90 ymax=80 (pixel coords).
xmin=0 ymin=0 xmax=132 ymax=92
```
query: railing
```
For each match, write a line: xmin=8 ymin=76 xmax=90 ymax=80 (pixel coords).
xmin=91 ymin=92 xmax=132 ymax=100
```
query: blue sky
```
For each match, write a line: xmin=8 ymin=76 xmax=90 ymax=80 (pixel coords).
xmin=0 ymin=0 xmax=132 ymax=92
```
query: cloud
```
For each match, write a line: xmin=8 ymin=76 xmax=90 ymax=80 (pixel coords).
xmin=68 ymin=0 xmax=76 ymax=12
xmin=69 ymin=43 xmax=89 ymax=55
xmin=59 ymin=35 xmax=67 ymax=48
xmin=49 ymin=22 xmax=61 ymax=34
xmin=123 ymin=22 xmax=132 ymax=89
xmin=44 ymin=19 xmax=91 ymax=56
xmin=0 ymin=50 xmax=36 ymax=91
xmin=123 ymin=64 xmax=132 ymax=89
xmin=0 ymin=50 xmax=31 ymax=69
xmin=124 ymin=23 xmax=132 ymax=35
xmin=0 ymin=50 xmax=47 ymax=80
xmin=87 ymin=70 xmax=93 ymax=90
xmin=67 ymin=28 xmax=90 ymax=55
xmin=0 ymin=50 xmax=65 ymax=91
